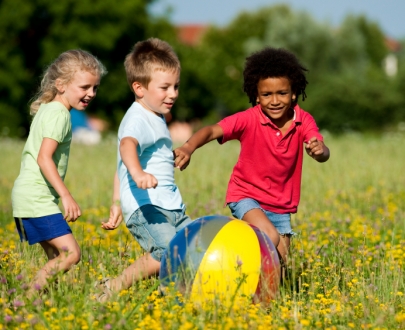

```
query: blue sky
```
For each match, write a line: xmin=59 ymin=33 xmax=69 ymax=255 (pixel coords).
xmin=149 ymin=0 xmax=405 ymax=39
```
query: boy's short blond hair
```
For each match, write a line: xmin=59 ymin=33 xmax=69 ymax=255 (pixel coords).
xmin=124 ymin=38 xmax=180 ymax=92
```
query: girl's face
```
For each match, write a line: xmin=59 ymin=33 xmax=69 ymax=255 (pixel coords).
xmin=256 ymin=76 xmax=296 ymax=124
xmin=54 ymin=70 xmax=100 ymax=111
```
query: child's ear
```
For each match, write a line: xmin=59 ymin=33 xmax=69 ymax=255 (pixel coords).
xmin=292 ymin=93 xmax=296 ymax=102
xmin=55 ymin=79 xmax=65 ymax=93
xmin=132 ymin=82 xmax=144 ymax=98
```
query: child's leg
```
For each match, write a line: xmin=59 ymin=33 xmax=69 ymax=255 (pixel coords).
xmin=243 ymin=209 xmax=294 ymax=264
xmin=243 ymin=209 xmax=281 ymax=250
xmin=40 ymin=241 xmax=60 ymax=260
xmin=278 ymin=234 xmax=291 ymax=263
xmin=107 ymin=209 xmax=192 ymax=292
xmin=103 ymin=205 xmax=179 ymax=294
xmin=30 ymin=233 xmax=81 ymax=292
xmin=108 ymin=253 xmax=160 ymax=291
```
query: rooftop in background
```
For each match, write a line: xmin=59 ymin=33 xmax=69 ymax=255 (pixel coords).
xmin=385 ymin=37 xmax=401 ymax=52
xmin=177 ymin=24 xmax=208 ymax=46
xmin=150 ymin=0 xmax=405 ymax=39
xmin=176 ymin=24 xmax=402 ymax=54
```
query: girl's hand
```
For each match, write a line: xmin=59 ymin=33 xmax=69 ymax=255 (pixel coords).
xmin=61 ymin=194 xmax=81 ymax=222
xmin=101 ymin=203 xmax=123 ymax=230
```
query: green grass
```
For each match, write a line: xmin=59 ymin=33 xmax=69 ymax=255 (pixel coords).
xmin=0 ymin=132 xmax=404 ymax=329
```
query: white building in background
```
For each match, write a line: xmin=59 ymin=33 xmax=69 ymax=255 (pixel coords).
xmin=383 ymin=37 xmax=401 ymax=77
xmin=383 ymin=54 xmax=398 ymax=77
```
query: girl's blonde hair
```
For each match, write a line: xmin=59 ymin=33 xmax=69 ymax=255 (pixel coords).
xmin=30 ymin=49 xmax=107 ymax=115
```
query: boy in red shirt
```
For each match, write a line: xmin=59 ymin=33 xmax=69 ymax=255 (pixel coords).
xmin=173 ymin=47 xmax=330 ymax=263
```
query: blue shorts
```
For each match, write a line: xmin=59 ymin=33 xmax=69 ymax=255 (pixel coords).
xmin=228 ymin=198 xmax=295 ymax=236
xmin=126 ymin=204 xmax=192 ymax=262
xmin=14 ymin=213 xmax=72 ymax=245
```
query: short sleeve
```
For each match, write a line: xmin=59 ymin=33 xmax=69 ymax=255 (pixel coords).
xmin=42 ymin=107 xmax=71 ymax=143
xmin=301 ymin=112 xmax=323 ymax=143
xmin=120 ymin=118 xmax=155 ymax=154
xmin=218 ymin=111 xmax=250 ymax=144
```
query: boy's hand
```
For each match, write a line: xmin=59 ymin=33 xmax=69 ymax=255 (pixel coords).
xmin=173 ymin=146 xmax=193 ymax=170
xmin=101 ymin=204 xmax=123 ymax=230
xmin=132 ymin=171 xmax=158 ymax=189
xmin=305 ymin=137 xmax=330 ymax=162
xmin=61 ymin=194 xmax=81 ymax=222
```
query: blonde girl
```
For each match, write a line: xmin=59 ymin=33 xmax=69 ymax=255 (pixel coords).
xmin=11 ymin=50 xmax=106 ymax=297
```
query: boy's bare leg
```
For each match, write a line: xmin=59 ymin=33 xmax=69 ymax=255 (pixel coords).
xmin=242 ymin=209 xmax=292 ymax=263
xmin=108 ymin=253 xmax=161 ymax=291
xmin=278 ymin=235 xmax=291 ymax=263
xmin=243 ymin=209 xmax=281 ymax=253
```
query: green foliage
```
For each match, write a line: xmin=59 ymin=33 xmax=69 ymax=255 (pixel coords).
xmin=0 ymin=0 xmax=175 ymax=137
xmin=0 ymin=2 xmax=403 ymax=135
xmin=182 ymin=5 xmax=400 ymax=133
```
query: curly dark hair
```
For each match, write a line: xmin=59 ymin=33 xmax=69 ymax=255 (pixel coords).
xmin=243 ymin=47 xmax=308 ymax=106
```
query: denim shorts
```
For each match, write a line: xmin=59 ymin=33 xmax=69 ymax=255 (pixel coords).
xmin=14 ymin=213 xmax=72 ymax=245
xmin=126 ymin=204 xmax=192 ymax=261
xmin=228 ymin=198 xmax=295 ymax=236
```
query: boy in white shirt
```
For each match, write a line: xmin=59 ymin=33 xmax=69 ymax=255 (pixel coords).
xmin=98 ymin=38 xmax=191 ymax=301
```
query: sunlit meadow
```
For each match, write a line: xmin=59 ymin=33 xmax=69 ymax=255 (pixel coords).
xmin=1 ymin=131 xmax=404 ymax=329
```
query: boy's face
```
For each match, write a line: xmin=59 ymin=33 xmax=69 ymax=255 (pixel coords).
xmin=134 ymin=69 xmax=180 ymax=116
xmin=256 ymin=77 xmax=295 ymax=124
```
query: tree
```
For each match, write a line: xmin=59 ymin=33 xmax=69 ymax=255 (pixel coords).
xmin=182 ymin=4 xmax=398 ymax=132
xmin=0 ymin=0 xmax=174 ymax=137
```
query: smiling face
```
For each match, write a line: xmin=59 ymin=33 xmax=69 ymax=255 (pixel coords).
xmin=54 ymin=70 xmax=100 ymax=111
xmin=256 ymin=76 xmax=296 ymax=125
xmin=133 ymin=69 xmax=180 ymax=116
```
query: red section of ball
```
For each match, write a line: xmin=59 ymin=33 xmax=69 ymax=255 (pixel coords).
xmin=249 ymin=225 xmax=281 ymax=302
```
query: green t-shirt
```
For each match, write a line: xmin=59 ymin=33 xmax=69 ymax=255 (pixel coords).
xmin=12 ymin=102 xmax=72 ymax=218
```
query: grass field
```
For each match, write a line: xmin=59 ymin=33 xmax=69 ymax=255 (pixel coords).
xmin=0 ymin=132 xmax=404 ymax=329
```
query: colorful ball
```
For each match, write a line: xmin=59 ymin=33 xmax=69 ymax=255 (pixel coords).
xmin=160 ymin=215 xmax=280 ymax=302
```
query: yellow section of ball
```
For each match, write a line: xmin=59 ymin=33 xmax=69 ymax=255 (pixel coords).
xmin=190 ymin=219 xmax=261 ymax=302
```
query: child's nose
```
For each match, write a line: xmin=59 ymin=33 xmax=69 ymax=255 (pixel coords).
xmin=88 ymin=88 xmax=97 ymax=97
xmin=168 ymin=88 xmax=178 ymax=99
xmin=270 ymin=95 xmax=279 ymax=104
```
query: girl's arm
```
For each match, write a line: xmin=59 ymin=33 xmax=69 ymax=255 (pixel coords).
xmin=173 ymin=124 xmax=224 ymax=171
xmin=37 ymin=137 xmax=81 ymax=221
xmin=101 ymin=171 xmax=123 ymax=230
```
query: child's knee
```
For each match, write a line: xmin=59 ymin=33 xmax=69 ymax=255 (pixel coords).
xmin=65 ymin=246 xmax=81 ymax=265
xmin=263 ymin=227 xmax=280 ymax=247
xmin=272 ymin=233 xmax=280 ymax=247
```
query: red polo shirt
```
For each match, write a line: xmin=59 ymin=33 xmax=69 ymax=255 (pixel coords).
xmin=218 ymin=104 xmax=323 ymax=213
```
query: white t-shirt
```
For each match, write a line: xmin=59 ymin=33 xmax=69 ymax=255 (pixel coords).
xmin=117 ymin=102 xmax=185 ymax=223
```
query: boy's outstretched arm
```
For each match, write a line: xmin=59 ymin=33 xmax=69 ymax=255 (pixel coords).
xmin=305 ymin=137 xmax=330 ymax=163
xmin=102 ymin=171 xmax=123 ymax=230
xmin=173 ymin=124 xmax=224 ymax=170
xmin=120 ymin=136 xmax=158 ymax=189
